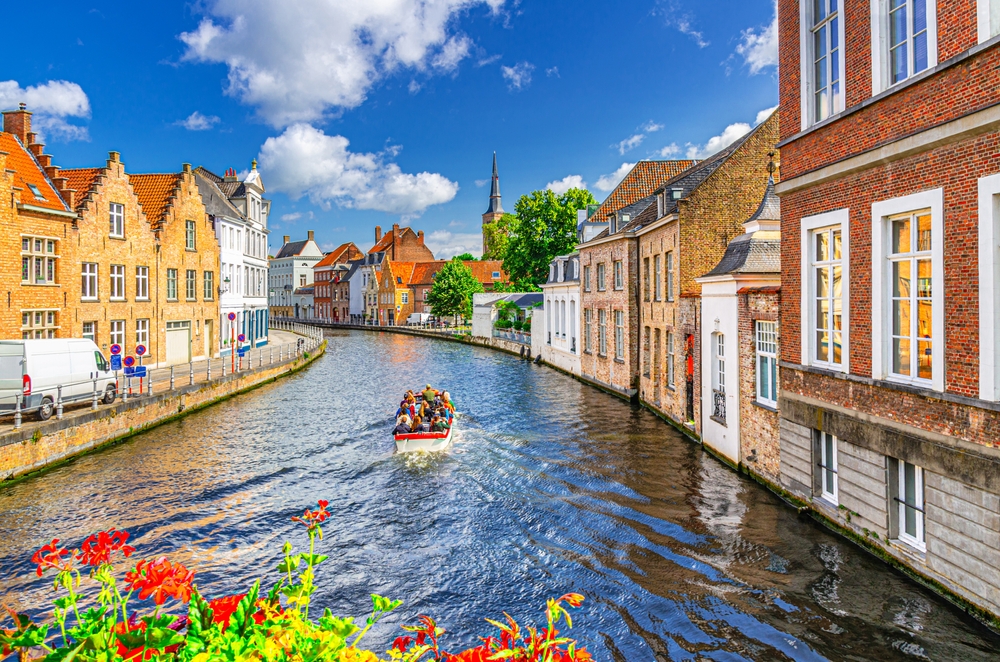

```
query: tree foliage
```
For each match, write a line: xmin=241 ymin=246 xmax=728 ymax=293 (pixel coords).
xmin=453 ymin=252 xmax=477 ymax=261
xmin=481 ymin=213 xmax=514 ymax=261
xmin=501 ymin=188 xmax=596 ymax=286
xmin=426 ymin=258 xmax=484 ymax=320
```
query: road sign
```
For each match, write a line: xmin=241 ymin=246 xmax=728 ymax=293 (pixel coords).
xmin=238 ymin=333 xmax=246 ymax=343
xmin=228 ymin=312 xmax=237 ymax=321
xmin=110 ymin=344 xmax=122 ymax=356
xmin=237 ymin=347 xmax=247 ymax=357
xmin=124 ymin=356 xmax=136 ymax=368
xmin=125 ymin=366 xmax=147 ymax=378
xmin=110 ymin=355 xmax=122 ymax=371
xmin=135 ymin=344 xmax=146 ymax=356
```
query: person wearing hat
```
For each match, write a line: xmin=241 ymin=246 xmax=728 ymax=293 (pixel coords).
xmin=421 ymin=384 xmax=436 ymax=404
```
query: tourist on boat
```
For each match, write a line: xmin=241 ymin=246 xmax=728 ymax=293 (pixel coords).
xmin=394 ymin=415 xmax=412 ymax=435
xmin=422 ymin=384 xmax=437 ymax=403
xmin=396 ymin=401 xmax=415 ymax=420
xmin=413 ymin=415 xmax=431 ymax=433
xmin=418 ymin=399 xmax=432 ymax=419
xmin=432 ymin=415 xmax=450 ymax=432
xmin=442 ymin=391 xmax=455 ymax=412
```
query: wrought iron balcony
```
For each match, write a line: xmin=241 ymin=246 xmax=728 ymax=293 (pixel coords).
xmin=712 ymin=389 xmax=726 ymax=422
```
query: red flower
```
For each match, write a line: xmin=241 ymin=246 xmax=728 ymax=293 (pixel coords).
xmin=124 ymin=557 xmax=195 ymax=605
xmin=77 ymin=529 xmax=136 ymax=567
xmin=556 ymin=593 xmax=585 ymax=608
xmin=291 ymin=500 xmax=331 ymax=530
xmin=207 ymin=594 xmax=245 ymax=628
xmin=31 ymin=539 xmax=71 ymax=577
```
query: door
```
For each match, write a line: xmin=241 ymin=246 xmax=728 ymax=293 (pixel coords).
xmin=166 ymin=321 xmax=192 ymax=365
xmin=204 ymin=320 xmax=214 ymax=358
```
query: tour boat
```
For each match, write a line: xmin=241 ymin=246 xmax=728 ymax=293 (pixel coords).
xmin=394 ymin=425 xmax=453 ymax=453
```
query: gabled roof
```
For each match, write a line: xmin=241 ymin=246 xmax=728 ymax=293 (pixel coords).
xmin=128 ymin=173 xmax=182 ymax=226
xmin=194 ymin=170 xmax=244 ymax=219
xmin=409 ymin=261 xmax=447 ymax=285
xmin=0 ymin=133 xmax=72 ymax=213
xmin=619 ymin=196 xmax=660 ymax=233
xmin=465 ymin=260 xmax=505 ymax=284
xmin=314 ymin=242 xmax=362 ymax=269
xmin=61 ymin=168 xmax=102 ymax=212
xmin=405 ymin=260 xmax=505 ymax=286
xmin=369 ymin=226 xmax=422 ymax=254
xmin=383 ymin=261 xmax=416 ymax=287
xmin=591 ymin=160 xmax=693 ymax=224
xmin=275 ymin=240 xmax=309 ymax=259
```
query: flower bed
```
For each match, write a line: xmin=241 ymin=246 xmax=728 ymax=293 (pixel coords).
xmin=2 ymin=501 xmax=590 ymax=662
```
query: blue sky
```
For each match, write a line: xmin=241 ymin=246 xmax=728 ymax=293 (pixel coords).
xmin=4 ymin=0 xmax=778 ymax=258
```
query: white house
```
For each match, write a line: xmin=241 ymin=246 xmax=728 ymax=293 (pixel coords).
xmin=472 ymin=293 xmax=542 ymax=341
xmin=535 ymin=253 xmax=582 ymax=375
xmin=269 ymin=232 xmax=323 ymax=318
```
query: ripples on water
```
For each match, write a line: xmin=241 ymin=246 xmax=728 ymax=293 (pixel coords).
xmin=1 ymin=331 xmax=998 ymax=661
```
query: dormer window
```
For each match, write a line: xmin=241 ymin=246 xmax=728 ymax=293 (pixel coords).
xmin=27 ymin=183 xmax=46 ymax=201
xmin=670 ymin=188 xmax=683 ymax=200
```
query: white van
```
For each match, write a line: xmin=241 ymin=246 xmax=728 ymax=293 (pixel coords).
xmin=407 ymin=313 xmax=432 ymax=325
xmin=0 ymin=339 xmax=118 ymax=420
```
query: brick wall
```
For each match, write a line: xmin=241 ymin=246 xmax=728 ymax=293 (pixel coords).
xmin=739 ymin=290 xmax=781 ymax=482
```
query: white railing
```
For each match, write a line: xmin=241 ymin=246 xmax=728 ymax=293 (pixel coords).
xmin=492 ymin=328 xmax=531 ymax=345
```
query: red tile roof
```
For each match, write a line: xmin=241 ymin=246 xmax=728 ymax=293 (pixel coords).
xmin=0 ymin=133 xmax=71 ymax=213
xmin=593 ymin=160 xmax=694 ymax=222
xmin=384 ymin=261 xmax=416 ymax=288
xmin=315 ymin=242 xmax=363 ymax=268
xmin=368 ymin=226 xmax=423 ymax=254
xmin=406 ymin=260 xmax=505 ymax=286
xmin=129 ymin=173 xmax=181 ymax=226
xmin=61 ymin=168 xmax=102 ymax=211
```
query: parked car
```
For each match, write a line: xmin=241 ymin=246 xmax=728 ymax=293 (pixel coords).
xmin=0 ymin=339 xmax=117 ymax=420
xmin=407 ymin=313 xmax=432 ymax=325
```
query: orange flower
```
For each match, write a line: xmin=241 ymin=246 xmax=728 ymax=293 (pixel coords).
xmin=291 ymin=500 xmax=331 ymax=531
xmin=77 ymin=529 xmax=135 ymax=567
xmin=31 ymin=539 xmax=71 ymax=577
xmin=124 ymin=557 xmax=194 ymax=605
xmin=556 ymin=593 xmax=585 ymax=608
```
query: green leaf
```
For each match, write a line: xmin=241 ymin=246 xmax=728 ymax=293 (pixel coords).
xmin=266 ymin=577 xmax=286 ymax=603
xmin=115 ymin=630 xmax=147 ymax=649
xmin=141 ymin=614 xmax=178 ymax=630
xmin=318 ymin=612 xmax=358 ymax=639
xmin=233 ymin=580 xmax=260 ymax=637
xmin=41 ymin=641 xmax=84 ymax=662
xmin=52 ymin=596 xmax=76 ymax=610
xmin=370 ymin=594 xmax=401 ymax=614
xmin=303 ymin=554 xmax=329 ymax=567
xmin=11 ymin=624 xmax=49 ymax=648
xmin=277 ymin=554 xmax=301 ymax=573
xmin=146 ymin=627 xmax=184 ymax=649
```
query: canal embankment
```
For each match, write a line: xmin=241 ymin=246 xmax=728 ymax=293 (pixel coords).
xmin=0 ymin=324 xmax=325 ymax=484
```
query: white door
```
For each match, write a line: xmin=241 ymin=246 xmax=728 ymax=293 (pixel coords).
xmin=165 ymin=322 xmax=191 ymax=365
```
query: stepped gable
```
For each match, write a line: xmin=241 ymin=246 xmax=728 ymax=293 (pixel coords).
xmin=60 ymin=168 xmax=103 ymax=212
xmin=129 ymin=173 xmax=182 ymax=228
xmin=0 ymin=133 xmax=72 ymax=213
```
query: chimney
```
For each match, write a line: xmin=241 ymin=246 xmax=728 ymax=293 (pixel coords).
xmin=418 ymin=230 xmax=425 ymax=245
xmin=2 ymin=104 xmax=31 ymax=144
xmin=375 ymin=225 xmax=382 ymax=243
xmin=283 ymin=235 xmax=290 ymax=244
xmin=307 ymin=230 xmax=315 ymax=242
xmin=392 ymin=223 xmax=400 ymax=236
xmin=182 ymin=163 xmax=192 ymax=174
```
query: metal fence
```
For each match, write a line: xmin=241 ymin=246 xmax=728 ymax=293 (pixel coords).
xmin=274 ymin=317 xmax=472 ymax=337
xmin=0 ymin=326 xmax=322 ymax=431
xmin=492 ymin=329 xmax=532 ymax=346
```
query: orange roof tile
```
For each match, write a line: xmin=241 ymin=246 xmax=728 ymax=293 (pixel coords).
xmin=465 ymin=260 xmax=506 ymax=285
xmin=404 ymin=259 xmax=505 ymax=286
xmin=593 ymin=160 xmax=694 ymax=222
xmin=409 ymin=261 xmax=447 ymax=285
xmin=0 ymin=133 xmax=71 ymax=213
xmin=315 ymin=242 xmax=363 ymax=268
xmin=368 ymin=226 xmax=422 ymax=254
xmin=61 ymin=168 xmax=102 ymax=211
xmin=129 ymin=173 xmax=181 ymax=226
xmin=384 ymin=260 xmax=416 ymax=287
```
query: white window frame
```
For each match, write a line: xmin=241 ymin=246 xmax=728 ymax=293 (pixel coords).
xmin=870 ymin=0 xmax=938 ymax=95
xmin=82 ymin=321 xmax=95 ymax=342
xmin=667 ymin=331 xmax=675 ymax=387
xmin=979 ymin=174 xmax=1000 ymax=400
xmin=82 ymin=263 xmax=98 ymax=301
xmin=614 ymin=261 xmax=623 ymax=290
xmin=110 ymin=320 xmax=125 ymax=351
xmin=666 ymin=251 xmax=674 ymax=302
xmin=800 ymin=0 xmax=847 ymax=130
xmin=136 ymin=266 xmax=149 ymax=301
xmin=584 ymin=308 xmax=592 ymax=353
xmin=598 ymin=309 xmax=607 ymax=356
xmin=401 ymin=292 xmax=409 ymax=305
xmin=871 ymin=189 xmax=944 ymax=392
xmin=818 ymin=430 xmax=839 ymax=504
xmin=977 ymin=0 xmax=1000 ymax=42
xmin=800 ymin=209 xmax=850 ymax=373
xmin=614 ymin=310 xmax=625 ymax=359
xmin=896 ymin=460 xmax=926 ymax=551
xmin=136 ymin=319 xmax=149 ymax=346
xmin=110 ymin=264 xmax=126 ymax=301
xmin=654 ymin=255 xmax=662 ymax=301
xmin=755 ymin=321 xmax=778 ymax=407
xmin=713 ymin=333 xmax=726 ymax=394
xmin=109 ymin=203 xmax=124 ymax=238
xmin=186 ymin=220 xmax=197 ymax=250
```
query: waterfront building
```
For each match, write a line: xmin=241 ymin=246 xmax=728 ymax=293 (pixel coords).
xmin=695 ymin=178 xmax=781 ymax=478
xmin=313 ymin=243 xmax=363 ymax=321
xmin=537 ymin=253 xmax=582 ymax=375
xmin=195 ymin=164 xmax=271 ymax=351
xmin=291 ymin=284 xmax=315 ymax=319
xmin=378 ymin=260 xmax=415 ymax=325
xmin=269 ymin=232 xmax=322 ymax=318
xmin=0 ymin=106 xmax=79 ymax=341
xmin=775 ymin=0 xmax=1000 ymax=617
xmin=577 ymin=161 xmax=693 ymax=398
xmin=377 ymin=257 xmax=506 ymax=325
xmin=357 ymin=251 xmax=385 ymax=324
xmin=482 ymin=153 xmax=504 ymax=256
xmin=368 ymin=223 xmax=435 ymax=262
xmin=635 ymin=113 xmax=778 ymax=437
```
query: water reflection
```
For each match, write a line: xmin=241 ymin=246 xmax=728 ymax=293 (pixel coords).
xmin=0 ymin=330 xmax=997 ymax=661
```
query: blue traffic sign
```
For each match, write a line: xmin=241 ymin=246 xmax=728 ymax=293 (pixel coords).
xmin=124 ymin=356 xmax=136 ymax=368
xmin=110 ymin=344 xmax=122 ymax=356
xmin=238 ymin=334 xmax=246 ymax=343
xmin=135 ymin=344 xmax=147 ymax=356
xmin=110 ymin=355 xmax=122 ymax=371
xmin=237 ymin=347 xmax=248 ymax=357
xmin=124 ymin=366 xmax=147 ymax=378
xmin=228 ymin=312 xmax=237 ymax=321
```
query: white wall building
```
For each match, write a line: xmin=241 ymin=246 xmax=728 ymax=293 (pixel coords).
xmin=535 ymin=253 xmax=582 ymax=375
xmin=269 ymin=231 xmax=323 ymax=318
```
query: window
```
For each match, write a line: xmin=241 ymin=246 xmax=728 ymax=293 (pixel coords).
xmin=667 ymin=331 xmax=675 ymax=387
xmin=873 ymin=0 xmax=936 ymax=91
xmin=817 ymin=431 xmax=839 ymax=504
xmin=167 ymin=269 xmax=178 ymax=300
xmin=423 ymin=290 xmax=429 ymax=301
xmin=583 ymin=265 xmax=591 ymax=292
xmin=756 ymin=321 xmax=778 ymax=407
xmin=643 ymin=258 xmax=650 ymax=301
xmin=977 ymin=0 xmax=1000 ymax=41
xmin=597 ymin=263 xmax=606 ymax=291
xmin=979 ymin=174 xmax=1000 ymax=400
xmin=204 ymin=271 xmax=215 ymax=300
xmin=807 ymin=221 xmax=845 ymax=369
xmin=21 ymin=310 xmax=58 ymax=339
xmin=642 ymin=327 xmax=651 ymax=377
xmin=136 ymin=319 xmax=149 ymax=347
xmin=300 ymin=275 xmax=307 ymax=287
xmin=492 ymin=271 xmax=501 ymax=279
xmin=82 ymin=263 xmax=98 ymax=300
xmin=109 ymin=203 xmax=124 ymax=237
xmin=894 ymin=460 xmax=925 ymax=550
xmin=401 ymin=292 xmax=409 ymax=304
xmin=887 ymin=211 xmax=934 ymax=382
xmin=653 ymin=328 xmax=661 ymax=387
xmin=614 ymin=310 xmax=624 ymax=360
xmin=110 ymin=320 xmax=125 ymax=350
xmin=584 ymin=309 xmax=592 ymax=352
xmin=185 ymin=270 xmax=197 ymax=301
xmin=712 ymin=333 xmax=726 ymax=422
xmin=666 ymin=251 xmax=674 ymax=301
xmin=27 ymin=183 xmax=46 ymax=200
xmin=21 ymin=235 xmax=58 ymax=285
xmin=185 ymin=220 xmax=197 ymax=250
xmin=654 ymin=255 xmax=662 ymax=301
xmin=598 ymin=309 xmax=607 ymax=355
xmin=805 ymin=0 xmax=844 ymax=125
xmin=110 ymin=265 xmax=125 ymax=300
xmin=613 ymin=261 xmax=623 ymax=290
xmin=136 ymin=266 xmax=149 ymax=300
xmin=82 ymin=322 xmax=95 ymax=342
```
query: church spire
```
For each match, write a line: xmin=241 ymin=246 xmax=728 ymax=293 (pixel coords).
xmin=486 ymin=152 xmax=503 ymax=215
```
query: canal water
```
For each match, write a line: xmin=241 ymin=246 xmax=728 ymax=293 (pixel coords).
xmin=1 ymin=330 xmax=998 ymax=661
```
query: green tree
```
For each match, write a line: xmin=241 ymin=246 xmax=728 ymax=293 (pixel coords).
xmin=503 ymin=188 xmax=596 ymax=286
xmin=481 ymin=213 xmax=514 ymax=261
xmin=426 ymin=258 xmax=484 ymax=321
xmin=453 ymin=252 xmax=477 ymax=261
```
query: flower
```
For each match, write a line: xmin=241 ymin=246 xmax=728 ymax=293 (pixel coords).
xmin=207 ymin=594 xmax=245 ymax=628
xmin=556 ymin=593 xmax=585 ymax=608
xmin=124 ymin=557 xmax=195 ymax=605
xmin=291 ymin=499 xmax=331 ymax=531
xmin=31 ymin=539 xmax=71 ymax=577
xmin=77 ymin=529 xmax=136 ymax=567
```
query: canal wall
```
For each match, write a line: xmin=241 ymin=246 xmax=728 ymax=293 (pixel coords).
xmin=320 ymin=324 xmax=535 ymax=359
xmin=0 ymin=340 xmax=326 ymax=484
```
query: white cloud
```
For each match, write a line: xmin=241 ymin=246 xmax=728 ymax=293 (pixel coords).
xmin=0 ymin=80 xmax=91 ymax=142
xmin=658 ymin=2 xmax=709 ymax=48
xmin=546 ymin=66 xmax=559 ymax=77
xmin=642 ymin=121 xmax=664 ymax=133
xmin=501 ymin=62 xmax=534 ymax=90
xmin=176 ymin=111 xmax=220 ymax=130
xmin=477 ymin=54 xmax=502 ymax=67
xmin=755 ymin=105 xmax=778 ymax=125
xmin=546 ymin=175 xmax=586 ymax=195
xmin=616 ymin=133 xmax=645 ymax=155
xmin=656 ymin=143 xmax=681 ymax=157
xmin=408 ymin=80 xmax=422 ymax=94
xmin=474 ymin=179 xmax=489 ymax=187
xmin=281 ymin=212 xmax=302 ymax=222
xmin=736 ymin=0 xmax=778 ymax=75
xmin=594 ymin=163 xmax=636 ymax=193
xmin=179 ymin=0 xmax=505 ymax=127
xmin=424 ymin=229 xmax=482 ymax=259
xmin=685 ymin=122 xmax=752 ymax=159
xmin=258 ymin=123 xmax=459 ymax=216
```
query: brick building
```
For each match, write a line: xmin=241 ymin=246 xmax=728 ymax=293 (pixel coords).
xmin=776 ymin=0 xmax=1000 ymax=618
xmin=577 ymin=161 xmax=692 ymax=398
xmin=369 ymin=224 xmax=434 ymax=262
xmin=378 ymin=258 xmax=506 ymax=325
xmin=635 ymin=113 xmax=779 ymax=437
xmin=378 ymin=260 xmax=415 ymax=325
xmin=313 ymin=242 xmax=362 ymax=321
xmin=0 ymin=107 xmax=79 ymax=341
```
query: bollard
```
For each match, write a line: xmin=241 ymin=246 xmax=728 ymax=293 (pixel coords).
xmin=170 ymin=366 xmax=175 ymax=390
xmin=147 ymin=373 xmax=152 ymax=396
xmin=249 ymin=350 xmax=253 ymax=370
xmin=123 ymin=378 xmax=128 ymax=403
xmin=270 ymin=346 xmax=273 ymax=365
xmin=56 ymin=385 xmax=63 ymax=420
xmin=189 ymin=362 xmax=194 ymax=385
xmin=207 ymin=359 xmax=212 ymax=381
xmin=222 ymin=357 xmax=227 ymax=377
xmin=92 ymin=378 xmax=99 ymax=410
xmin=14 ymin=394 xmax=21 ymax=429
